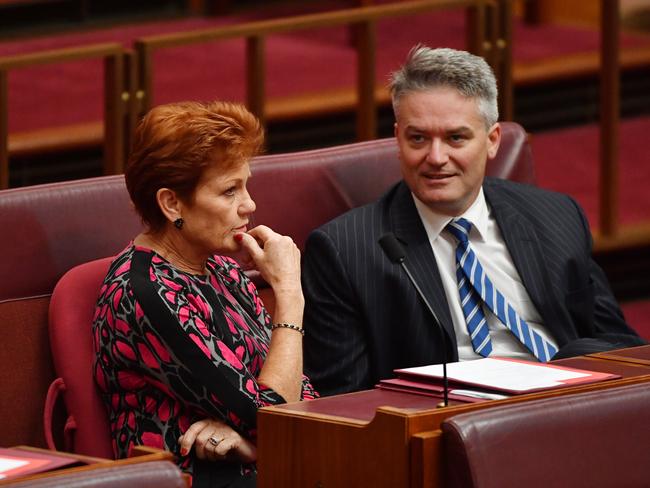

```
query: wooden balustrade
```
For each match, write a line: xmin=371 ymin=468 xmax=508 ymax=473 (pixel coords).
xmin=591 ymin=0 xmax=650 ymax=250
xmin=0 ymin=0 xmax=647 ymax=250
xmin=0 ymin=43 xmax=129 ymax=189
xmin=134 ymin=0 xmax=512 ymax=142
xmin=599 ymin=0 xmax=620 ymax=239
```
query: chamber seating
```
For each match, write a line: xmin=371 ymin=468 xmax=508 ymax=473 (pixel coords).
xmin=45 ymin=257 xmax=114 ymax=458
xmin=0 ymin=122 xmax=531 ymax=450
xmin=440 ymin=381 xmax=650 ymax=488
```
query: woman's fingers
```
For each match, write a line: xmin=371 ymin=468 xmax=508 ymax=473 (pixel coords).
xmin=237 ymin=226 xmax=301 ymax=290
xmin=195 ymin=426 xmax=217 ymax=460
xmin=178 ymin=419 xmax=208 ymax=456
xmin=178 ymin=418 xmax=254 ymax=462
xmin=236 ymin=232 xmax=264 ymax=262
xmin=210 ymin=435 xmax=235 ymax=458
xmin=245 ymin=225 xmax=275 ymax=243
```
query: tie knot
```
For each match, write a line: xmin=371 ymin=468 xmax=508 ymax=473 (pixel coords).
xmin=446 ymin=218 xmax=472 ymax=243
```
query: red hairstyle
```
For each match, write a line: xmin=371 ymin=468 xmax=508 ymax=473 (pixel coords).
xmin=125 ymin=100 xmax=264 ymax=231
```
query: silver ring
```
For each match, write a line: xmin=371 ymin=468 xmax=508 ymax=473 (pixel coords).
xmin=208 ymin=436 xmax=222 ymax=447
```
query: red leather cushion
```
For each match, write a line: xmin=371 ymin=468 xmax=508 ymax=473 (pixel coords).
xmin=48 ymin=257 xmax=114 ymax=458
xmin=441 ymin=382 xmax=650 ymax=488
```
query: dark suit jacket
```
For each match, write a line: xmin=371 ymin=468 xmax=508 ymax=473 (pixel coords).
xmin=302 ymin=178 xmax=646 ymax=396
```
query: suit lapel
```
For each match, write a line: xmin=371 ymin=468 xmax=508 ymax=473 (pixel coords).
xmin=389 ymin=183 xmax=458 ymax=351
xmin=483 ymin=182 xmax=558 ymax=328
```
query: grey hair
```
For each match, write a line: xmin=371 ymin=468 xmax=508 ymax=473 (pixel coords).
xmin=389 ymin=45 xmax=499 ymax=128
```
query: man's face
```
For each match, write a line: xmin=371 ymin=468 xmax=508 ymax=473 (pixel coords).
xmin=394 ymin=87 xmax=501 ymax=216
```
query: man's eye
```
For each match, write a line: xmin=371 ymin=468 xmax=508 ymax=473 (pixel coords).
xmin=449 ymin=134 xmax=465 ymax=143
xmin=409 ymin=134 xmax=425 ymax=144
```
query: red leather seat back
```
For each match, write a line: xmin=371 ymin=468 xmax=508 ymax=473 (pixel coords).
xmin=249 ymin=121 xmax=534 ymax=252
xmin=47 ymin=257 xmax=114 ymax=458
xmin=0 ymin=122 xmax=531 ymax=303
xmin=441 ymin=382 xmax=650 ymax=488
xmin=249 ymin=121 xmax=533 ymax=312
xmin=0 ymin=177 xmax=141 ymax=303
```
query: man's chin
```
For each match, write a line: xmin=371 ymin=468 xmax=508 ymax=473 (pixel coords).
xmin=415 ymin=189 xmax=456 ymax=206
xmin=416 ymin=193 xmax=467 ymax=215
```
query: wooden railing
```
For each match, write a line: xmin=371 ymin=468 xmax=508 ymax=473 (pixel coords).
xmin=134 ymin=0 xmax=513 ymax=142
xmin=0 ymin=0 xmax=647 ymax=251
xmin=593 ymin=0 xmax=650 ymax=251
xmin=0 ymin=43 xmax=129 ymax=189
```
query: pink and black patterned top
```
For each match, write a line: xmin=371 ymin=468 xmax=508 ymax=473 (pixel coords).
xmin=92 ymin=244 xmax=317 ymax=476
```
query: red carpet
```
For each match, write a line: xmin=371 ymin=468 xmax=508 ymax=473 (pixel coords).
xmin=530 ymin=116 xmax=650 ymax=230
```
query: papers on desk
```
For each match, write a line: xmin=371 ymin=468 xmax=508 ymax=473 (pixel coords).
xmin=0 ymin=448 xmax=78 ymax=480
xmin=391 ymin=357 xmax=621 ymax=395
xmin=376 ymin=377 xmax=509 ymax=403
xmin=0 ymin=457 xmax=30 ymax=479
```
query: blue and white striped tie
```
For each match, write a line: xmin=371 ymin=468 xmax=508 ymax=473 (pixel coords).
xmin=446 ymin=218 xmax=557 ymax=362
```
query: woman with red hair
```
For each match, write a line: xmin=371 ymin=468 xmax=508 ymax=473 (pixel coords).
xmin=92 ymin=100 xmax=317 ymax=487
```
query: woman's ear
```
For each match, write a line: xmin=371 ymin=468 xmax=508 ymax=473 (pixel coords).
xmin=156 ymin=188 xmax=183 ymax=224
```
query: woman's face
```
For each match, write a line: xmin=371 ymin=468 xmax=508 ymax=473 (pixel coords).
xmin=179 ymin=161 xmax=256 ymax=255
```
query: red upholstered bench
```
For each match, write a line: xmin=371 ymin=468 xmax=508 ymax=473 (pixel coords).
xmin=0 ymin=122 xmax=532 ymax=452
xmin=440 ymin=381 xmax=650 ymax=488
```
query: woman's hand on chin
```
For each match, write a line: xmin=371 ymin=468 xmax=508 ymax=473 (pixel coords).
xmin=178 ymin=418 xmax=257 ymax=463
xmin=236 ymin=225 xmax=302 ymax=297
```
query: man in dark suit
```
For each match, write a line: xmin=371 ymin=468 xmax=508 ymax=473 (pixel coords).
xmin=302 ymin=46 xmax=645 ymax=397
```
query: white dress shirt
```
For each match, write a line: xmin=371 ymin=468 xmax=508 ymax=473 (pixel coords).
xmin=413 ymin=188 xmax=558 ymax=361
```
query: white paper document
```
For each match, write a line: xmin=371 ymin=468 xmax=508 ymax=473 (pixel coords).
xmin=396 ymin=357 xmax=602 ymax=393
xmin=0 ymin=457 xmax=29 ymax=479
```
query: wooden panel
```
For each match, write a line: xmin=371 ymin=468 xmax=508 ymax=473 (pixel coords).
xmin=257 ymin=359 xmax=650 ymax=488
xmin=410 ymin=430 xmax=443 ymax=488
xmin=0 ymin=297 xmax=55 ymax=448
xmin=257 ymin=407 xmax=415 ymax=487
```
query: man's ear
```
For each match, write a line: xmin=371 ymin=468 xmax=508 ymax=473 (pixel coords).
xmin=394 ymin=122 xmax=403 ymax=161
xmin=156 ymin=188 xmax=183 ymax=224
xmin=486 ymin=122 xmax=501 ymax=160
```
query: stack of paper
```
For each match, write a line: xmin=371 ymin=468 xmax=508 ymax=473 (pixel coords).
xmin=376 ymin=357 xmax=620 ymax=400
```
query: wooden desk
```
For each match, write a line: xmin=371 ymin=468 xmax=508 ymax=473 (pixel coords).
xmin=257 ymin=349 xmax=650 ymax=488
xmin=588 ymin=343 xmax=650 ymax=365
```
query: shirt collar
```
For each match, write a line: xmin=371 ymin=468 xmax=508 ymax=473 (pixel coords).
xmin=413 ymin=187 xmax=489 ymax=242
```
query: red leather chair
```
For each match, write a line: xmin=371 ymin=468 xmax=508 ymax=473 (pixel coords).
xmin=441 ymin=381 xmax=650 ymax=488
xmin=45 ymin=257 xmax=114 ymax=458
